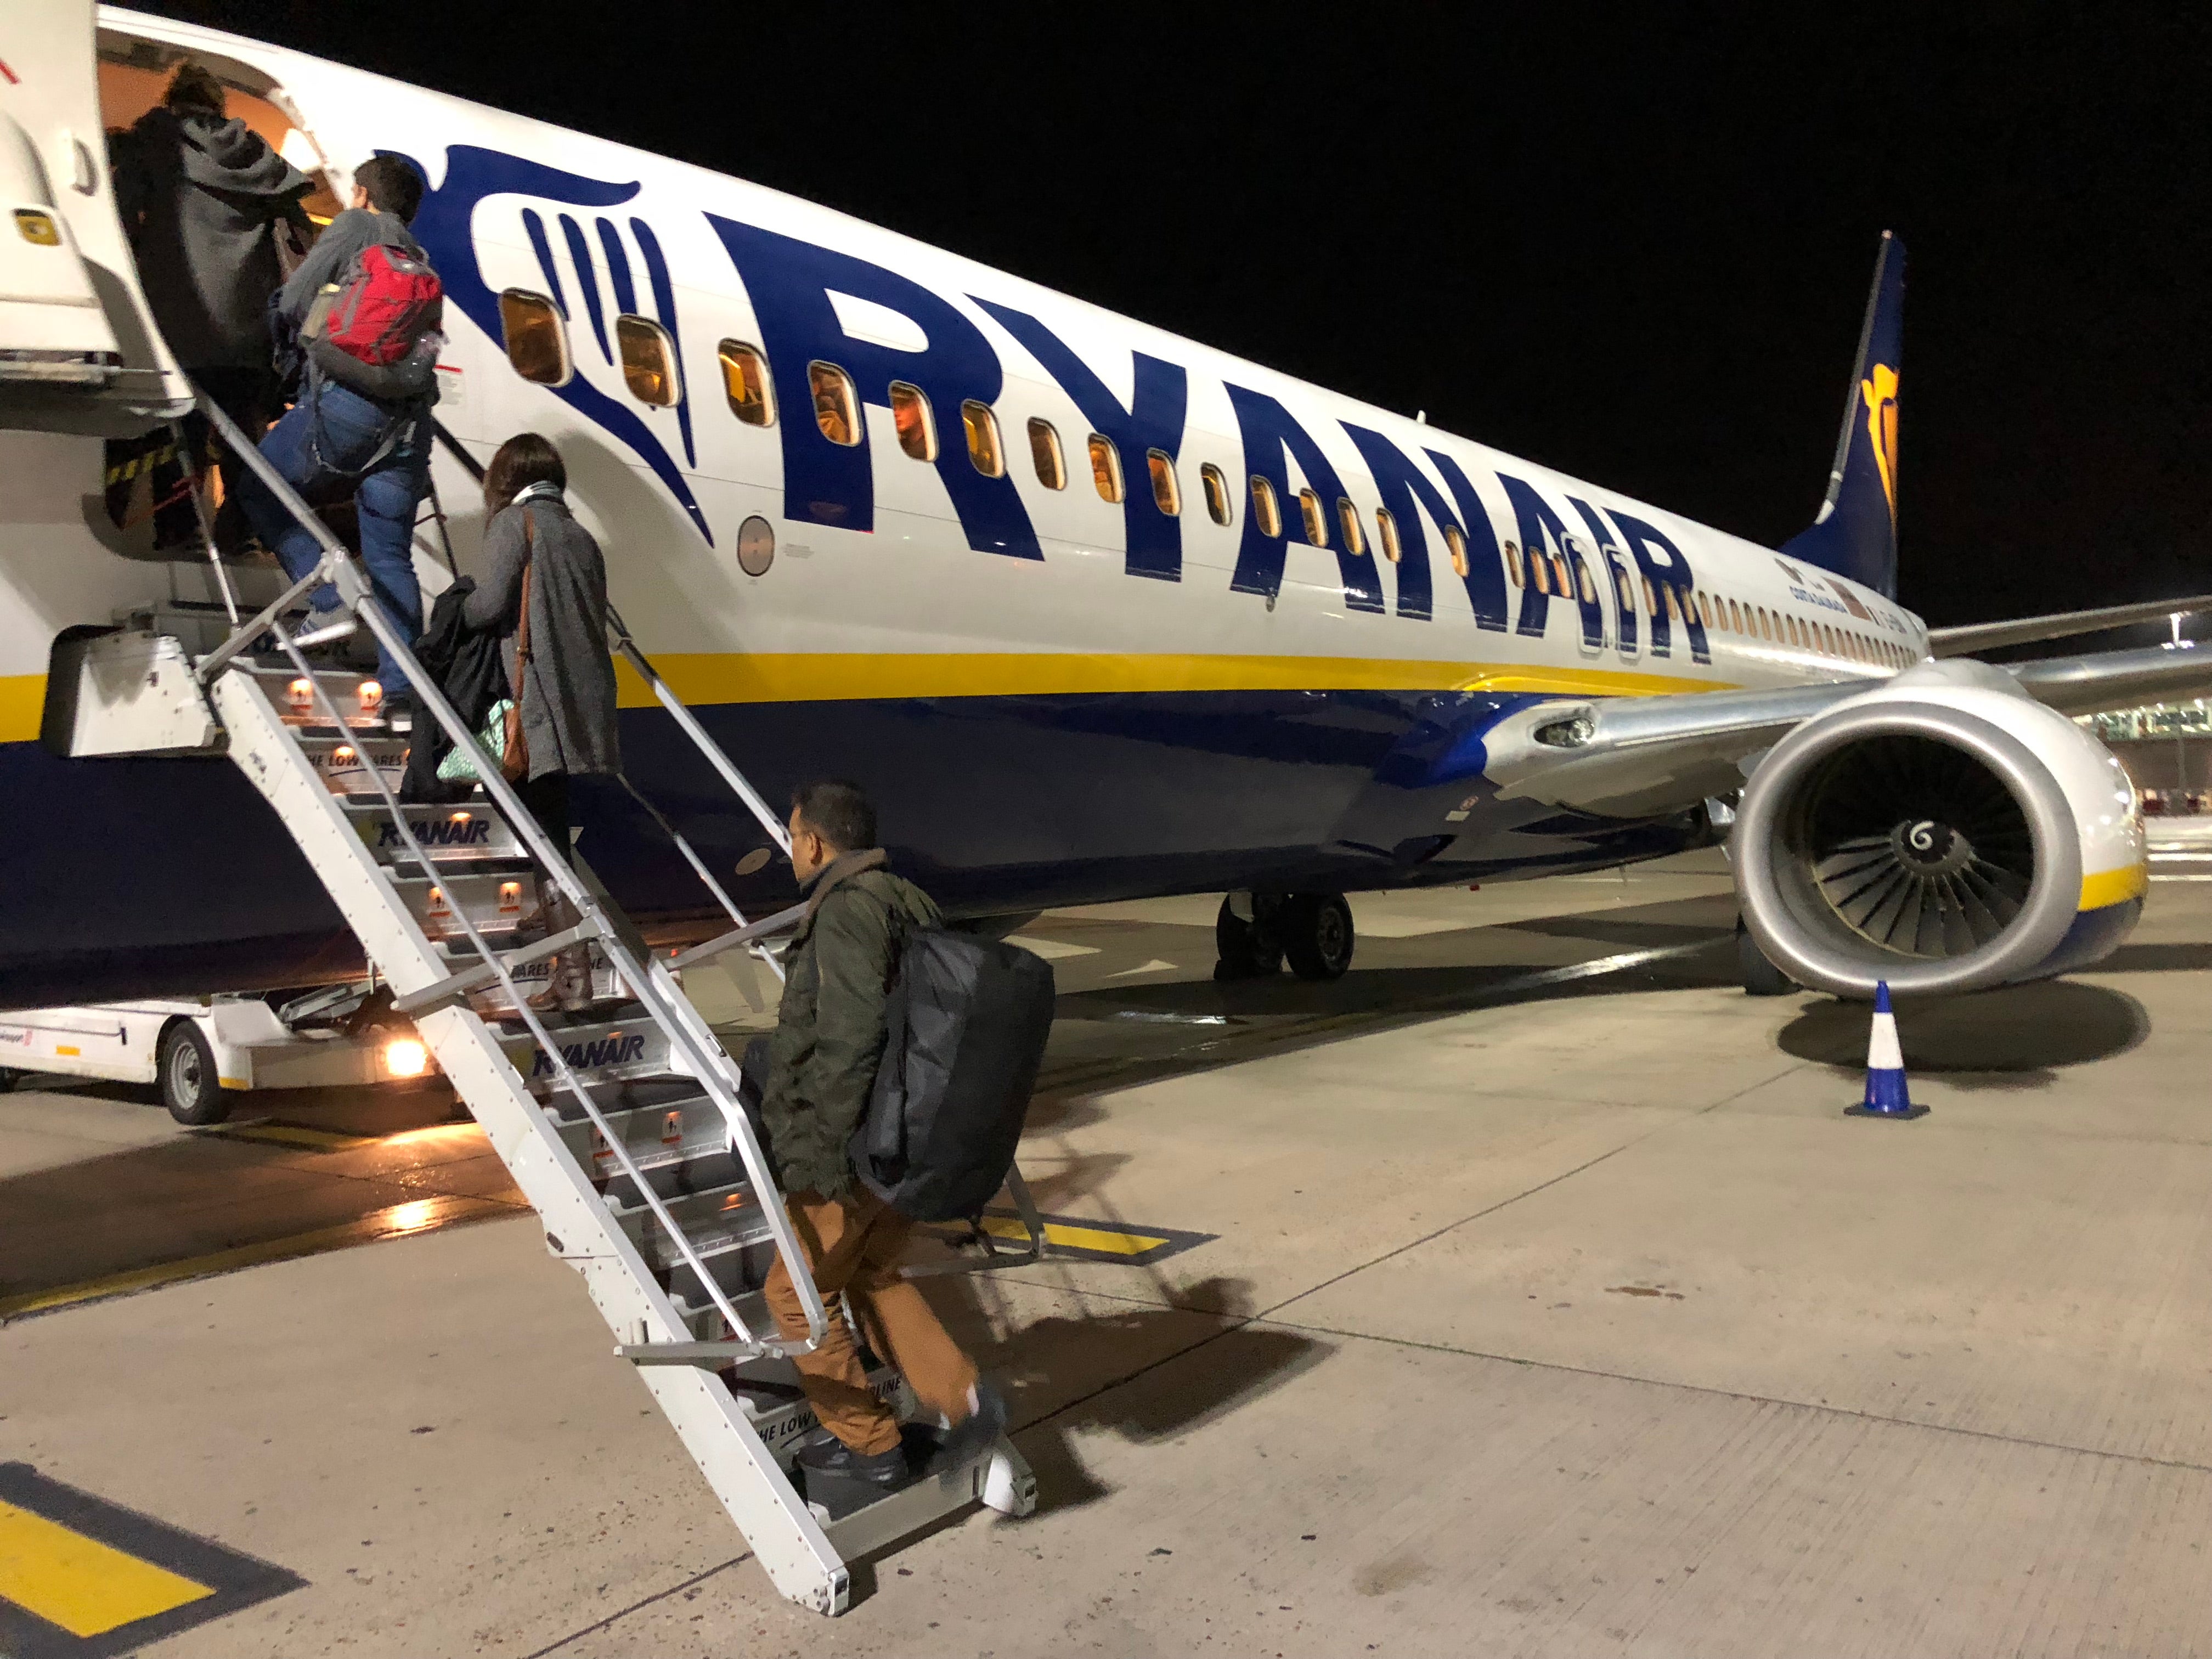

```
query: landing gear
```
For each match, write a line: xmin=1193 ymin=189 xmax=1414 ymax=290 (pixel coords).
xmin=1281 ymin=893 xmax=1355 ymax=981
xmin=1215 ymin=891 xmax=1355 ymax=983
xmin=1736 ymin=917 xmax=1797 ymax=997
xmin=158 ymin=1020 xmax=231 ymax=1125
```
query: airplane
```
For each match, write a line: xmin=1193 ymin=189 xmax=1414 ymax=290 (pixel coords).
xmin=4 ymin=4 xmax=2209 ymax=1015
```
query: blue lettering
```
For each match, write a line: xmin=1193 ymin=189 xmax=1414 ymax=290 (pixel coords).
xmin=1224 ymin=386 xmax=1382 ymax=612
xmin=1499 ymin=476 xmax=1604 ymax=648
xmin=1609 ymin=511 xmax=1709 ymax=665
xmin=1338 ymin=425 xmax=1440 ymax=621
xmin=975 ymin=301 xmax=1187 ymax=582
xmin=1421 ymin=449 xmax=1511 ymax=633
xmin=1565 ymin=496 xmax=1636 ymax=652
xmin=708 ymin=217 xmax=1040 ymax=560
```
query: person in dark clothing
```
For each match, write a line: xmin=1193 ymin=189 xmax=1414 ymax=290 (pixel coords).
xmin=460 ymin=434 xmax=620 ymax=1012
xmin=230 ymin=153 xmax=435 ymax=726
xmin=758 ymin=781 xmax=1007 ymax=1490
xmin=109 ymin=61 xmax=310 ymax=551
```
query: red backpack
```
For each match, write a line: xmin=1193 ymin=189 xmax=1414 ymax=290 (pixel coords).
xmin=315 ymin=243 xmax=442 ymax=365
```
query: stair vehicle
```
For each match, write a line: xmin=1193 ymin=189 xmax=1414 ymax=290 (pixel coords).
xmin=0 ymin=980 xmax=431 ymax=1125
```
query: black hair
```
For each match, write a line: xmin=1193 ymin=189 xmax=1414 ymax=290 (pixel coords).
xmin=791 ymin=780 xmax=877 ymax=855
xmin=483 ymin=432 xmax=566 ymax=516
xmin=163 ymin=63 xmax=227 ymax=116
xmin=355 ymin=154 xmax=425 ymax=223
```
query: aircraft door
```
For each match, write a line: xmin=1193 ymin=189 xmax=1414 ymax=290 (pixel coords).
xmin=0 ymin=1 xmax=191 ymax=436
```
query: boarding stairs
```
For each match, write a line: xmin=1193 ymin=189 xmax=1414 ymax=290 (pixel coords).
xmin=73 ymin=388 xmax=1041 ymax=1616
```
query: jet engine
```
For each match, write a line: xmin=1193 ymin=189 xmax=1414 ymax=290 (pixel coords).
xmin=1735 ymin=664 xmax=2146 ymax=998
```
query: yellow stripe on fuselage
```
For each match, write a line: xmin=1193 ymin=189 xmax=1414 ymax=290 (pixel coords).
xmin=2080 ymin=863 xmax=2149 ymax=911
xmin=0 ymin=655 xmax=1734 ymax=747
xmin=610 ymin=652 xmax=1731 ymax=708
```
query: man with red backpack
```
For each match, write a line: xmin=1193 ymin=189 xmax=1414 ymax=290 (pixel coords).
xmin=233 ymin=154 xmax=442 ymax=732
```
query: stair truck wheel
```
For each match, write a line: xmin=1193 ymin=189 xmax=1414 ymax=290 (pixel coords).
xmin=1736 ymin=917 xmax=1797 ymax=997
xmin=159 ymin=1020 xmax=230 ymax=1125
xmin=0 ymin=1067 xmax=20 ymax=1092
xmin=1281 ymin=892 xmax=1356 ymax=981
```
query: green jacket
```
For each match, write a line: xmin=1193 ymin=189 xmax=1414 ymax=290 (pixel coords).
xmin=760 ymin=849 xmax=941 ymax=1199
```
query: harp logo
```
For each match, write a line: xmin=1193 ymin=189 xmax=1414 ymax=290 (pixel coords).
xmin=1861 ymin=362 xmax=1900 ymax=522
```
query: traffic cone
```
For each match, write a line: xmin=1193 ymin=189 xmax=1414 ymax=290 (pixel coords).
xmin=1844 ymin=980 xmax=1927 ymax=1119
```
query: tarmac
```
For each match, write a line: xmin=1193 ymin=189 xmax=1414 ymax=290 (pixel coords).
xmin=5 ymin=845 xmax=2212 ymax=1657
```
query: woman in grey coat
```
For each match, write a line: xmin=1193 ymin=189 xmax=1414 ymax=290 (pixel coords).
xmin=463 ymin=434 xmax=620 ymax=1012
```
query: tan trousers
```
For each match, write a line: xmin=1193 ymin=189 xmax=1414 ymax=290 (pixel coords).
xmin=761 ymin=1186 xmax=978 ymax=1457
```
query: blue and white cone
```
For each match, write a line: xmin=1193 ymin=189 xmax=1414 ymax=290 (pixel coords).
xmin=1846 ymin=980 xmax=1926 ymax=1119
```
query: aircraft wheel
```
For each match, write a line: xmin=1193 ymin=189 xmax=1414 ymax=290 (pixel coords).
xmin=1214 ymin=894 xmax=1283 ymax=981
xmin=1736 ymin=917 xmax=1797 ymax=997
xmin=0 ymin=1067 xmax=20 ymax=1093
xmin=159 ymin=1022 xmax=231 ymax=1125
xmin=1282 ymin=893 xmax=1356 ymax=981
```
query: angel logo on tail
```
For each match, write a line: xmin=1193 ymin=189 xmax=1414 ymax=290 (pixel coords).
xmin=1860 ymin=362 xmax=1900 ymax=525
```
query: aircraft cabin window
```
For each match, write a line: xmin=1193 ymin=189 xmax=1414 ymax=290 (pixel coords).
xmin=1554 ymin=552 xmax=1572 ymax=597
xmin=1375 ymin=506 xmax=1403 ymax=564
xmin=1443 ymin=524 xmax=1470 ymax=578
xmin=1641 ymin=577 xmax=1657 ymax=617
xmin=499 ymin=289 xmax=570 ymax=386
xmin=1029 ymin=418 xmax=1066 ymax=489
xmin=963 ymin=400 xmax=1006 ymax=477
xmin=1339 ymin=498 xmax=1366 ymax=556
xmin=616 ymin=314 xmax=681 ymax=407
xmin=1727 ymin=596 xmax=1742 ymax=633
xmin=1088 ymin=435 xmax=1124 ymax=503
xmin=1250 ymin=475 xmax=1282 ymax=538
xmin=1200 ymin=462 xmax=1232 ymax=525
xmin=810 ymin=362 xmax=860 ymax=446
xmin=1503 ymin=540 xmax=1523 ymax=588
xmin=889 ymin=381 xmax=936 ymax=461
xmin=1149 ymin=450 xmax=1181 ymax=516
xmin=718 ymin=341 xmax=775 ymax=425
xmin=1297 ymin=488 xmax=1328 ymax=548
xmin=1531 ymin=549 xmax=1551 ymax=594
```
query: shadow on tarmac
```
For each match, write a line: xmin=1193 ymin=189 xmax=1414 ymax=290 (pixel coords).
xmin=1775 ymin=979 xmax=2152 ymax=1087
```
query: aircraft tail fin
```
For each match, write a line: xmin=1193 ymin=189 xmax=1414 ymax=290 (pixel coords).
xmin=1780 ymin=232 xmax=1905 ymax=599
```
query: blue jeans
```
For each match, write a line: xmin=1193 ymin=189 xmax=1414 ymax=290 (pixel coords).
xmin=235 ymin=381 xmax=427 ymax=698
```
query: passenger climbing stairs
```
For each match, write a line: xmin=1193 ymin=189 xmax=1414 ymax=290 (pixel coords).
xmin=57 ymin=389 xmax=1040 ymax=1616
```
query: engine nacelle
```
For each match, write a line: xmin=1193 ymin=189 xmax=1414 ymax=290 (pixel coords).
xmin=1736 ymin=661 xmax=2146 ymax=998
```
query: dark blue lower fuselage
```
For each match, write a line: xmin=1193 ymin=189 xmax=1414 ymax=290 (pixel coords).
xmin=0 ymin=686 xmax=1695 ymax=1008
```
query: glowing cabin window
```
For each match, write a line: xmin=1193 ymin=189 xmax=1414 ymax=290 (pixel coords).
xmin=1727 ymin=596 xmax=1742 ymax=633
xmin=1553 ymin=552 xmax=1572 ymax=596
xmin=1250 ymin=476 xmax=1281 ymax=538
xmin=1641 ymin=577 xmax=1658 ymax=617
xmin=1088 ymin=435 xmax=1124 ymax=503
xmin=1148 ymin=450 xmax=1181 ymax=516
xmin=1787 ymin=615 xmax=1803 ymax=648
xmin=616 ymin=314 xmax=680 ymax=407
xmin=1577 ymin=560 xmax=1596 ymax=603
xmin=1531 ymin=548 xmax=1551 ymax=594
xmin=1200 ymin=462 xmax=1232 ymax=525
xmin=1443 ymin=524 xmax=1469 ymax=577
xmin=1375 ymin=507 xmax=1403 ymax=564
xmin=810 ymin=362 xmax=860 ymax=446
xmin=1697 ymin=591 xmax=1714 ymax=628
xmin=962 ymin=400 xmax=1005 ymax=477
xmin=888 ymin=381 xmax=936 ymax=461
xmin=1338 ymin=498 xmax=1366 ymax=556
xmin=718 ymin=341 xmax=774 ymax=425
xmin=1298 ymin=488 xmax=1327 ymax=547
xmin=1503 ymin=540 xmax=1523 ymax=588
xmin=499 ymin=290 xmax=569 ymax=386
xmin=1028 ymin=418 xmax=1065 ymax=489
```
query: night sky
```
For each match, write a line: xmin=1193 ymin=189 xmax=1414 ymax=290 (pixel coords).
xmin=144 ymin=4 xmax=2211 ymax=641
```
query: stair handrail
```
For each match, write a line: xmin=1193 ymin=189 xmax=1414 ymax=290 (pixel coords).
xmin=192 ymin=387 xmax=830 ymax=1359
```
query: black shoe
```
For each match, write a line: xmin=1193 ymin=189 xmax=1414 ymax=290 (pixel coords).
xmin=934 ymin=1379 xmax=1008 ymax=1470
xmin=795 ymin=1436 xmax=907 ymax=1488
xmin=383 ymin=694 xmax=414 ymax=735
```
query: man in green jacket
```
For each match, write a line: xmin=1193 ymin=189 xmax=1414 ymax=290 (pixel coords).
xmin=759 ymin=781 xmax=1006 ymax=1489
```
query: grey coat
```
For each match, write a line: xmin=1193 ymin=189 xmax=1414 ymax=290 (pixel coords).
xmin=111 ymin=109 xmax=309 ymax=369
xmin=275 ymin=206 xmax=423 ymax=328
xmin=460 ymin=496 xmax=620 ymax=780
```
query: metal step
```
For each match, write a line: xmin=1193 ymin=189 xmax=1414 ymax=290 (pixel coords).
xmin=297 ymin=733 xmax=408 ymax=795
xmin=343 ymin=797 xmax=529 ymax=865
xmin=601 ymin=1147 xmax=751 ymax=1215
xmin=622 ymin=1181 xmax=773 ymax=1273
xmin=240 ymin=659 xmax=393 ymax=730
xmin=495 ymin=1011 xmax=682 ymax=1092
xmin=670 ymin=1245 xmax=779 ymax=1336
xmin=546 ymin=1079 xmax=727 ymax=1170
xmin=388 ymin=871 xmax=530 ymax=940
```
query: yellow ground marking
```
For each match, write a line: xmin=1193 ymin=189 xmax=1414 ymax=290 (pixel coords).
xmin=0 ymin=674 xmax=41 ymax=745
xmin=2081 ymin=864 xmax=2150 ymax=910
xmin=0 ymin=1498 xmax=212 ymax=1637
xmin=613 ymin=651 xmax=1730 ymax=709
xmin=0 ymin=1193 xmax=516 ymax=1322
xmin=974 ymin=1216 xmax=1171 ymax=1257
xmin=214 ymin=1121 xmax=373 ymax=1149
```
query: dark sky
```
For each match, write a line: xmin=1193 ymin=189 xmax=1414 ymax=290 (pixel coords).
xmin=146 ymin=3 xmax=2210 ymax=636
